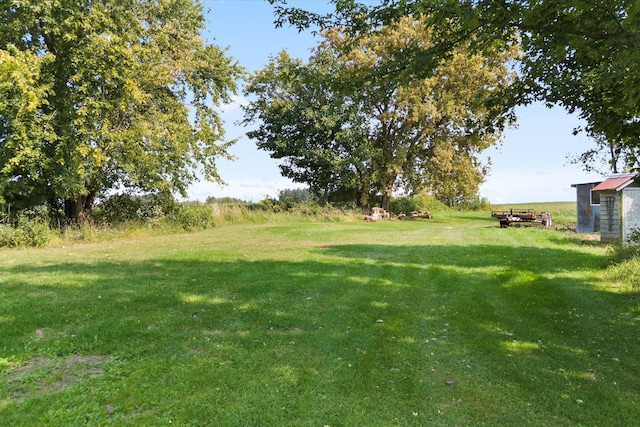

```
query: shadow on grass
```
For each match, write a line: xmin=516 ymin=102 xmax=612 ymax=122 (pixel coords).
xmin=547 ymin=233 xmax=607 ymax=248
xmin=0 ymin=243 xmax=638 ymax=425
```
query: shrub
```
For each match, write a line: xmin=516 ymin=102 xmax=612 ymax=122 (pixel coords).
xmin=92 ymin=193 xmax=144 ymax=224
xmin=58 ymin=222 xmax=115 ymax=243
xmin=607 ymin=242 xmax=640 ymax=264
xmin=460 ymin=196 xmax=492 ymax=211
xmin=607 ymin=258 xmax=640 ymax=290
xmin=606 ymin=243 xmax=640 ymax=290
xmin=168 ymin=203 xmax=216 ymax=231
xmin=286 ymin=202 xmax=358 ymax=222
xmin=256 ymin=197 xmax=281 ymax=212
xmin=92 ymin=192 xmax=181 ymax=226
xmin=389 ymin=194 xmax=448 ymax=215
xmin=0 ymin=208 xmax=52 ymax=248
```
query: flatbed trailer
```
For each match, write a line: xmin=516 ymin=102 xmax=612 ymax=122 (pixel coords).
xmin=491 ymin=209 xmax=552 ymax=228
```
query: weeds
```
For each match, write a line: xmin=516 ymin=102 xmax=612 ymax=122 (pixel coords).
xmin=0 ymin=210 xmax=52 ymax=248
xmin=607 ymin=243 xmax=640 ymax=290
xmin=0 ymin=199 xmax=361 ymax=248
xmin=607 ymin=242 xmax=640 ymax=264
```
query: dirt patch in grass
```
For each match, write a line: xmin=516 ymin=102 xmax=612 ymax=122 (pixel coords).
xmin=267 ymin=327 xmax=305 ymax=335
xmin=4 ymin=355 xmax=114 ymax=402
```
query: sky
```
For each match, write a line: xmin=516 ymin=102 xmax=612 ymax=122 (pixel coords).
xmin=186 ymin=0 xmax=603 ymax=204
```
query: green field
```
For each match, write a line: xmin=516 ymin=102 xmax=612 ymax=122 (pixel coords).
xmin=1 ymin=211 xmax=638 ymax=426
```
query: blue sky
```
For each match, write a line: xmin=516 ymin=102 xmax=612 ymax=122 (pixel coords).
xmin=188 ymin=0 xmax=602 ymax=204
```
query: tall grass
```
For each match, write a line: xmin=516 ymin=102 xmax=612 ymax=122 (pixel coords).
xmin=0 ymin=202 xmax=362 ymax=248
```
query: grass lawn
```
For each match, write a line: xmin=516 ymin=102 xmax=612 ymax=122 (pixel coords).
xmin=0 ymin=210 xmax=638 ymax=426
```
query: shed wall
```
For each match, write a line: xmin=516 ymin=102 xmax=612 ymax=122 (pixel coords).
xmin=600 ymin=192 xmax=620 ymax=243
xmin=574 ymin=183 xmax=600 ymax=232
xmin=622 ymin=188 xmax=640 ymax=242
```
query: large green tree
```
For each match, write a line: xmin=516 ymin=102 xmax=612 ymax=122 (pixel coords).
xmin=324 ymin=18 xmax=516 ymax=209
xmin=513 ymin=0 xmax=640 ymax=166
xmin=271 ymin=0 xmax=640 ymax=171
xmin=244 ymin=17 xmax=516 ymax=210
xmin=1 ymin=0 xmax=243 ymax=220
xmin=242 ymin=50 xmax=369 ymax=206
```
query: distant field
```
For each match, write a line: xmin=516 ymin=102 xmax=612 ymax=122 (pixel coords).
xmin=1 ymin=211 xmax=638 ymax=426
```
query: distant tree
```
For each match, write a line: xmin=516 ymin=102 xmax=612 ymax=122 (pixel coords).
xmin=205 ymin=196 xmax=248 ymax=205
xmin=244 ymin=17 xmax=516 ymax=210
xmin=0 ymin=0 xmax=244 ymax=221
xmin=278 ymin=188 xmax=314 ymax=203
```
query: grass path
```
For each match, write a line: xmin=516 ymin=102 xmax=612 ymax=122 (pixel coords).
xmin=0 ymin=211 xmax=638 ymax=426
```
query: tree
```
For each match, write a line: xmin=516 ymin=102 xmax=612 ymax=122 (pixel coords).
xmin=567 ymin=132 xmax=634 ymax=176
xmin=244 ymin=17 xmax=516 ymax=210
xmin=278 ymin=188 xmax=314 ymax=203
xmin=243 ymin=50 xmax=370 ymax=206
xmin=0 ymin=0 xmax=244 ymax=221
xmin=513 ymin=1 xmax=640 ymax=165
xmin=271 ymin=0 xmax=640 ymax=171
xmin=332 ymin=19 xmax=516 ymax=209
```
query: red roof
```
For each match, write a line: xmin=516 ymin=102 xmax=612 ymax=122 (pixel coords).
xmin=592 ymin=174 xmax=636 ymax=192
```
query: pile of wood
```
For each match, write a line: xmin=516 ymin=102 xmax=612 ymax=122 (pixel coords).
xmin=364 ymin=207 xmax=433 ymax=221
xmin=363 ymin=207 xmax=390 ymax=222
xmin=396 ymin=211 xmax=433 ymax=219
xmin=410 ymin=211 xmax=432 ymax=219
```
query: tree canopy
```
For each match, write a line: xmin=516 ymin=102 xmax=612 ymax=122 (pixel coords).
xmin=242 ymin=50 xmax=368 ymax=206
xmin=0 ymin=0 xmax=244 ymax=220
xmin=244 ymin=17 xmax=517 ymax=209
xmin=271 ymin=0 xmax=640 ymax=172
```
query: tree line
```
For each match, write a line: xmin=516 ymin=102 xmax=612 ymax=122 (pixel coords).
xmin=1 ymin=0 xmax=638 ymax=222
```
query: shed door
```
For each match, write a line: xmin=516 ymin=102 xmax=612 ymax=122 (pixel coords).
xmin=622 ymin=188 xmax=640 ymax=242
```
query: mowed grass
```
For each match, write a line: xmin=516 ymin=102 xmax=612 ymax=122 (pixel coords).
xmin=0 ymin=211 xmax=638 ymax=426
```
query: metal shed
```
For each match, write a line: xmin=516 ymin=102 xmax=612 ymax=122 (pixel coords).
xmin=570 ymin=181 xmax=602 ymax=233
xmin=592 ymin=173 xmax=640 ymax=243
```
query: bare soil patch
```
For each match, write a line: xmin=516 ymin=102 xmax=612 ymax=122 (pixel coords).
xmin=4 ymin=355 xmax=114 ymax=402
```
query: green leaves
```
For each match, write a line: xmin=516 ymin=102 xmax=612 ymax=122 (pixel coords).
xmin=274 ymin=0 xmax=640 ymax=172
xmin=244 ymin=16 xmax=516 ymax=209
xmin=244 ymin=50 xmax=368 ymax=206
xmin=0 ymin=0 xmax=244 ymax=219
xmin=0 ymin=46 xmax=55 ymax=206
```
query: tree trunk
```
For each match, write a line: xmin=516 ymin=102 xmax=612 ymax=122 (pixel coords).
xmin=381 ymin=192 xmax=391 ymax=212
xmin=64 ymin=192 xmax=96 ymax=223
xmin=321 ymin=185 xmax=329 ymax=207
